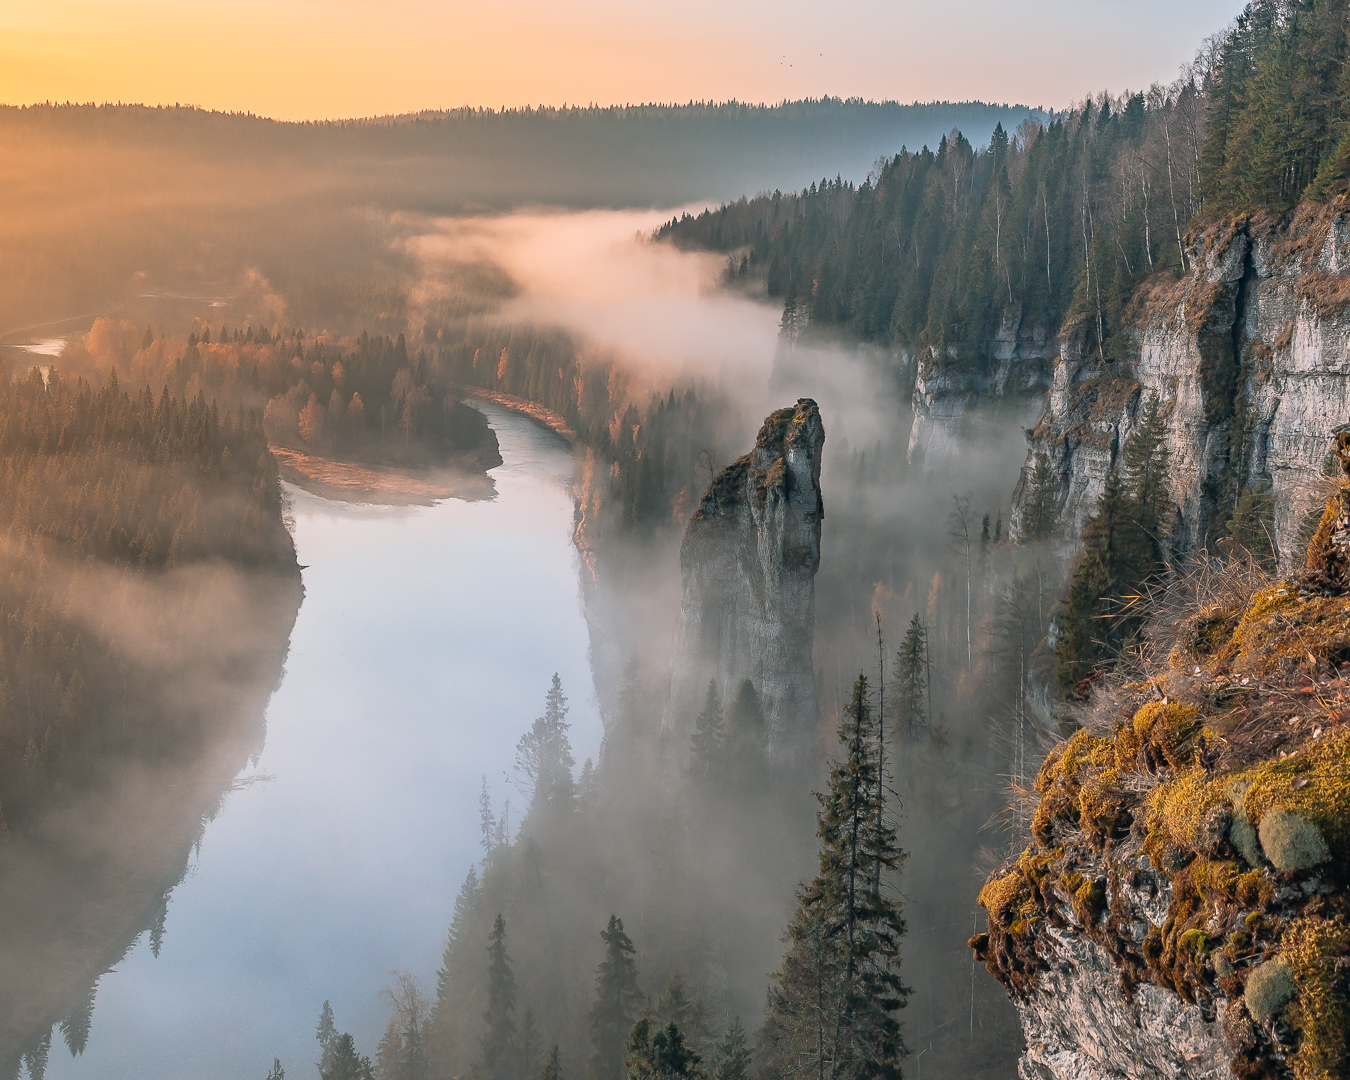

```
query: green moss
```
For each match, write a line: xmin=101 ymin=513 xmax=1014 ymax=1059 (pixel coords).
xmin=1283 ymin=915 xmax=1350 ymax=1080
xmin=1073 ymin=877 xmax=1107 ymax=926
xmin=1245 ymin=957 xmax=1296 ymax=1024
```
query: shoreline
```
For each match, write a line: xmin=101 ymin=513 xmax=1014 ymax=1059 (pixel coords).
xmin=460 ymin=387 xmax=577 ymax=443
xmin=269 ymin=445 xmax=496 ymax=506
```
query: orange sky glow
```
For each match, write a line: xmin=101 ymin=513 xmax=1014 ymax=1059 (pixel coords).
xmin=2 ymin=0 xmax=1248 ymax=120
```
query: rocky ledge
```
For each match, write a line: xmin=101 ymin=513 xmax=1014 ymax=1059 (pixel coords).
xmin=974 ymin=477 xmax=1350 ymax=1080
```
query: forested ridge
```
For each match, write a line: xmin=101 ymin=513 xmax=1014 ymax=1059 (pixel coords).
xmin=63 ymin=320 xmax=499 ymax=468
xmin=0 ymin=365 xmax=296 ymax=829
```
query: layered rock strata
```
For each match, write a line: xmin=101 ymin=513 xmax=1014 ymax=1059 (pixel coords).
xmin=907 ymin=308 xmax=1055 ymax=464
xmin=662 ymin=399 xmax=824 ymax=762
xmin=1011 ymin=203 xmax=1350 ymax=566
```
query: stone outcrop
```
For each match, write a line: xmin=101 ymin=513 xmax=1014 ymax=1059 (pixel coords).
xmin=662 ymin=399 xmax=824 ymax=762
xmin=908 ymin=308 xmax=1056 ymax=464
xmin=973 ymin=502 xmax=1350 ymax=1080
xmin=1011 ymin=202 xmax=1350 ymax=567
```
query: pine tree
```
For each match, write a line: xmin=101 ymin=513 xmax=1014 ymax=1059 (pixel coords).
xmin=626 ymin=1020 xmax=700 ymax=1080
xmin=588 ymin=916 xmax=642 ymax=1080
xmin=474 ymin=915 xmax=518 ymax=1080
xmin=266 ymin=1059 xmax=285 ymax=1080
xmin=542 ymin=1046 xmax=565 ymax=1080
xmin=688 ymin=681 xmax=723 ymax=784
xmin=708 ymin=1019 xmax=751 ymax=1080
xmin=758 ymin=675 xmax=908 ymax=1080
xmin=1118 ymin=394 xmax=1172 ymax=560
xmin=892 ymin=614 xmax=928 ymax=739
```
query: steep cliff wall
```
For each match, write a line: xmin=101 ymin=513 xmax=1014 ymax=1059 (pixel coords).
xmin=973 ymin=493 xmax=1350 ymax=1080
xmin=662 ymin=399 xmax=824 ymax=763
xmin=907 ymin=308 xmax=1055 ymax=464
xmin=1012 ymin=203 xmax=1350 ymax=566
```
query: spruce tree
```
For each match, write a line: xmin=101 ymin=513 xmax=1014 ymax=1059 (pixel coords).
xmin=266 ymin=1059 xmax=285 ymax=1080
xmin=516 ymin=673 xmax=577 ymax=830
xmin=542 ymin=1046 xmax=565 ymax=1080
xmin=758 ymin=675 xmax=908 ymax=1080
xmin=474 ymin=915 xmax=517 ymax=1080
xmin=429 ymin=868 xmax=484 ymax=1078
xmin=688 ymin=681 xmax=723 ymax=784
xmin=892 ymin=614 xmax=928 ymax=739
xmin=1022 ymin=453 xmax=1058 ymax=542
xmin=626 ymin=1020 xmax=700 ymax=1080
xmin=708 ymin=1020 xmax=751 ymax=1080
xmin=322 ymin=1035 xmax=375 ymax=1080
xmin=1055 ymin=396 xmax=1172 ymax=695
xmin=723 ymin=679 xmax=766 ymax=779
xmin=653 ymin=973 xmax=712 ymax=1053
xmin=318 ymin=1001 xmax=339 ymax=1075
xmin=587 ymin=916 xmax=642 ymax=1080
xmin=520 ymin=1009 xmax=544 ymax=1080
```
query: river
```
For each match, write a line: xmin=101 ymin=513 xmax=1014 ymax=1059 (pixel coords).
xmin=47 ymin=403 xmax=603 ymax=1080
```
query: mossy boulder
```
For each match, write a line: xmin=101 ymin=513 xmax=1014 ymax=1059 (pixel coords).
xmin=1244 ymin=957 xmax=1295 ymax=1024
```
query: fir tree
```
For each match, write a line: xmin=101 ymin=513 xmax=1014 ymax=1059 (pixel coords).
xmin=474 ymin=915 xmax=518 ymax=1080
xmin=892 ymin=614 xmax=928 ymax=739
xmin=588 ymin=916 xmax=642 ymax=1080
xmin=266 ymin=1059 xmax=285 ymax=1080
xmin=708 ymin=1019 xmax=751 ymax=1080
xmin=542 ymin=1046 xmax=565 ymax=1080
xmin=758 ymin=675 xmax=908 ymax=1080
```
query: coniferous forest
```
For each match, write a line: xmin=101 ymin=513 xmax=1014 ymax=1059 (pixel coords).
xmin=9 ymin=2 xmax=1350 ymax=1080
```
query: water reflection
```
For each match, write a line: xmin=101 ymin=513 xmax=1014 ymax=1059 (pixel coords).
xmin=42 ymin=405 xmax=600 ymax=1079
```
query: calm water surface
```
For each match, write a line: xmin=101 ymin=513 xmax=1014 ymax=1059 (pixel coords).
xmin=49 ymin=404 xmax=602 ymax=1080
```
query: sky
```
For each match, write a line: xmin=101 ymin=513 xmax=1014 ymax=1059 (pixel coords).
xmin=3 ymin=0 xmax=1247 ymax=121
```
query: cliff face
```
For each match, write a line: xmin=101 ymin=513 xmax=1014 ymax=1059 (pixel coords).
xmin=973 ymin=489 xmax=1350 ymax=1080
xmin=662 ymin=399 xmax=824 ymax=763
xmin=907 ymin=308 xmax=1055 ymax=463
xmin=1011 ymin=204 xmax=1350 ymax=565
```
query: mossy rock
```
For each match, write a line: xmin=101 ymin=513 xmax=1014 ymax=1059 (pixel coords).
xmin=1258 ymin=809 xmax=1330 ymax=873
xmin=1283 ymin=915 xmax=1350 ymax=1080
xmin=1244 ymin=957 xmax=1295 ymax=1024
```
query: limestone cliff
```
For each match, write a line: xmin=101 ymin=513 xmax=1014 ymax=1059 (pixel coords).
xmin=662 ymin=399 xmax=824 ymax=763
xmin=907 ymin=308 xmax=1055 ymax=463
xmin=973 ymin=489 xmax=1350 ymax=1080
xmin=1011 ymin=202 xmax=1350 ymax=565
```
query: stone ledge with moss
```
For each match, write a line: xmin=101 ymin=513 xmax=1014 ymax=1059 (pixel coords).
xmin=972 ymin=476 xmax=1350 ymax=1080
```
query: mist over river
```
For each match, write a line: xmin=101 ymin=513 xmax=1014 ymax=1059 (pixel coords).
xmin=48 ymin=404 xmax=603 ymax=1080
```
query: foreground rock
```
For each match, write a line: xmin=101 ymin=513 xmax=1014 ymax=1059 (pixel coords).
xmin=973 ymin=481 xmax=1350 ymax=1080
xmin=662 ymin=399 xmax=824 ymax=764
